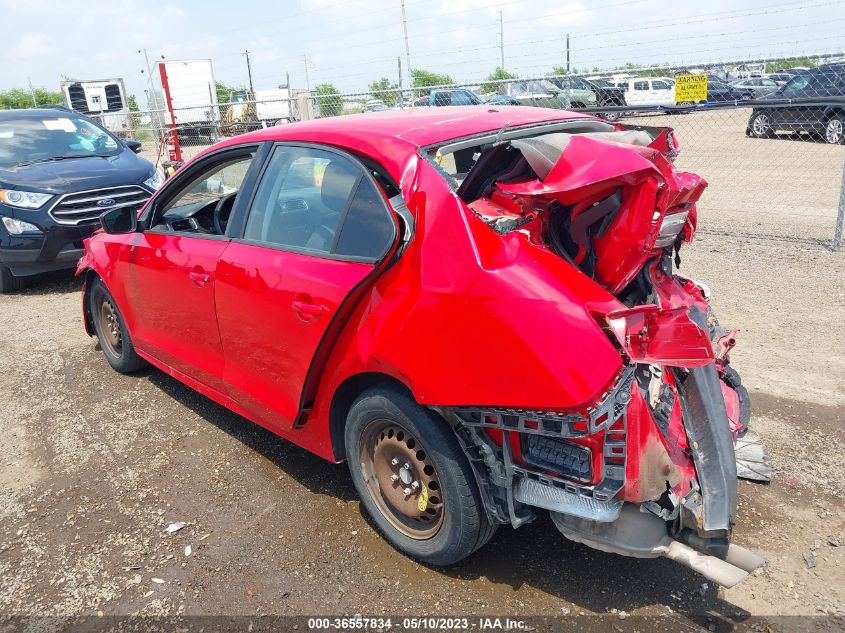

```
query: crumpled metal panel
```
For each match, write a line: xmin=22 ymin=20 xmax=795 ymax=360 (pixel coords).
xmin=677 ymin=363 xmax=738 ymax=535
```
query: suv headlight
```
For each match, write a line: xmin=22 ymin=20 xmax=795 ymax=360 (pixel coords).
xmin=2 ymin=216 xmax=41 ymax=235
xmin=143 ymin=169 xmax=164 ymax=191
xmin=0 ymin=189 xmax=53 ymax=209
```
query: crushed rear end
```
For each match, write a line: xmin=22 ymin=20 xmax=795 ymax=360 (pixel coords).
xmin=433 ymin=119 xmax=769 ymax=586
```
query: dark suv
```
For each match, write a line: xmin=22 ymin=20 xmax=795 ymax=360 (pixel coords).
xmin=746 ymin=63 xmax=845 ymax=144
xmin=0 ymin=107 xmax=161 ymax=291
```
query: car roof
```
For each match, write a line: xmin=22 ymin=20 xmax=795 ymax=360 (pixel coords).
xmin=0 ymin=106 xmax=74 ymax=119
xmin=224 ymin=106 xmax=589 ymax=153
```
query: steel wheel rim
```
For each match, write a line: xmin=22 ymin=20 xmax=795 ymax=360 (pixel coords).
xmin=753 ymin=114 xmax=769 ymax=135
xmin=826 ymin=119 xmax=843 ymax=144
xmin=97 ymin=296 xmax=122 ymax=355
xmin=360 ymin=420 xmax=444 ymax=540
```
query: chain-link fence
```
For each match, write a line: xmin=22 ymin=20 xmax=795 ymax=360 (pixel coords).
xmin=91 ymin=65 xmax=845 ymax=250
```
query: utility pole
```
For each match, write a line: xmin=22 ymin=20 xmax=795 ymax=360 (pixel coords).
xmin=138 ymin=49 xmax=157 ymax=109
xmin=27 ymin=77 xmax=37 ymax=106
xmin=397 ymin=56 xmax=404 ymax=108
xmin=498 ymin=11 xmax=504 ymax=70
xmin=400 ymin=0 xmax=412 ymax=90
xmin=302 ymin=55 xmax=311 ymax=92
xmin=244 ymin=50 xmax=254 ymax=93
xmin=566 ymin=33 xmax=571 ymax=73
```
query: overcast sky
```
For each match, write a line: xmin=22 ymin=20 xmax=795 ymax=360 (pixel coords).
xmin=2 ymin=0 xmax=843 ymax=106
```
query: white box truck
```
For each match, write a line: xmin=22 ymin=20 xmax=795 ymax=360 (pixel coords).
xmin=155 ymin=59 xmax=220 ymax=146
xmin=60 ymin=79 xmax=131 ymax=136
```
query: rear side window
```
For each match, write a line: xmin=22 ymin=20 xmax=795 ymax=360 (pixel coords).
xmin=634 ymin=81 xmax=649 ymax=91
xmin=334 ymin=177 xmax=396 ymax=258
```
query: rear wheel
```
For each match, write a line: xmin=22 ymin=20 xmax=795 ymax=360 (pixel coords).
xmin=345 ymin=386 xmax=495 ymax=566
xmin=749 ymin=111 xmax=775 ymax=138
xmin=0 ymin=264 xmax=26 ymax=294
xmin=824 ymin=115 xmax=844 ymax=145
xmin=88 ymin=278 xmax=146 ymax=373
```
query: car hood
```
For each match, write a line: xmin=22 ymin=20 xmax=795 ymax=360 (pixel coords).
xmin=0 ymin=150 xmax=154 ymax=194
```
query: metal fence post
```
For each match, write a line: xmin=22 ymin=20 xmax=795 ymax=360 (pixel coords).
xmin=834 ymin=156 xmax=845 ymax=251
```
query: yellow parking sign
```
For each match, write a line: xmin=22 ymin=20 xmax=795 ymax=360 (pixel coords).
xmin=675 ymin=74 xmax=708 ymax=104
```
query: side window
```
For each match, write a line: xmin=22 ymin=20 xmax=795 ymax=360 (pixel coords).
xmin=651 ymin=80 xmax=671 ymax=90
xmin=334 ymin=177 xmax=396 ymax=259
xmin=432 ymin=91 xmax=451 ymax=106
xmin=451 ymin=91 xmax=473 ymax=106
xmin=511 ymin=81 xmax=529 ymax=96
xmin=634 ymin=81 xmax=649 ymax=91
xmin=244 ymin=146 xmax=395 ymax=260
xmin=781 ymin=75 xmax=810 ymax=97
xmin=153 ymin=152 xmax=255 ymax=233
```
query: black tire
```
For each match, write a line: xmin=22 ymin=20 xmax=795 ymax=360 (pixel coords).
xmin=345 ymin=385 xmax=496 ymax=566
xmin=749 ymin=111 xmax=775 ymax=138
xmin=0 ymin=263 xmax=26 ymax=293
xmin=824 ymin=115 xmax=845 ymax=145
xmin=601 ymin=110 xmax=621 ymax=122
xmin=88 ymin=277 xmax=147 ymax=373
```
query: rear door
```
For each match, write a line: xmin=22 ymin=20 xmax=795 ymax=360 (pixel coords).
xmin=126 ymin=146 xmax=261 ymax=392
xmin=628 ymin=80 xmax=650 ymax=106
xmin=215 ymin=144 xmax=399 ymax=432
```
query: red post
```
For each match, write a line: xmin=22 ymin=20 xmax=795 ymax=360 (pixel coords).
xmin=158 ymin=62 xmax=182 ymax=162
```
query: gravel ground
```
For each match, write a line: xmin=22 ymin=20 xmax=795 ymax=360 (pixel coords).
xmin=2 ymin=117 xmax=844 ymax=632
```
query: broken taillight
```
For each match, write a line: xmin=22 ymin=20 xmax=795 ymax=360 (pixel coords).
xmin=654 ymin=209 xmax=690 ymax=247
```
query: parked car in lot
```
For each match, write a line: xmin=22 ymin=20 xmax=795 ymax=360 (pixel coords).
xmin=706 ymin=76 xmax=751 ymax=102
xmin=729 ymin=77 xmax=780 ymax=99
xmin=764 ymin=72 xmax=795 ymax=86
xmin=429 ymin=88 xmax=484 ymax=106
xmin=79 ymin=106 xmax=769 ymax=585
xmin=0 ymin=107 xmax=161 ymax=292
xmin=548 ymin=76 xmax=624 ymax=121
xmin=501 ymin=79 xmax=597 ymax=110
xmin=747 ymin=63 xmax=845 ymax=144
xmin=615 ymin=77 xmax=675 ymax=107
xmin=483 ymin=93 xmax=521 ymax=106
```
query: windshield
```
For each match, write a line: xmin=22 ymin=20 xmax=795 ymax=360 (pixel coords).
xmin=0 ymin=114 xmax=121 ymax=168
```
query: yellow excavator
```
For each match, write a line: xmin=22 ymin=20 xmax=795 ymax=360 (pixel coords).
xmin=220 ymin=90 xmax=261 ymax=136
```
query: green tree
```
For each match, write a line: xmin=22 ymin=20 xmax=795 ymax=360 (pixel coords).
xmin=314 ymin=83 xmax=343 ymax=117
xmin=215 ymin=80 xmax=238 ymax=105
xmin=368 ymin=77 xmax=399 ymax=106
xmin=411 ymin=69 xmax=454 ymax=90
xmin=550 ymin=65 xmax=568 ymax=76
xmin=0 ymin=87 xmax=63 ymax=109
xmin=765 ymin=57 xmax=817 ymax=72
xmin=479 ymin=67 xmax=517 ymax=93
xmin=127 ymin=95 xmax=139 ymax=112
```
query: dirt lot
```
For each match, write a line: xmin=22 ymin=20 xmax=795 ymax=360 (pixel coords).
xmin=2 ymin=116 xmax=844 ymax=631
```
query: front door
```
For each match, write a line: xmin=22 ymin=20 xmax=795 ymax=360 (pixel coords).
xmin=127 ymin=149 xmax=258 ymax=392
xmin=215 ymin=144 xmax=398 ymax=432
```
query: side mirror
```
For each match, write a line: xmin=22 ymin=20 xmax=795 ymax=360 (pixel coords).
xmin=100 ymin=206 xmax=137 ymax=234
xmin=125 ymin=139 xmax=143 ymax=154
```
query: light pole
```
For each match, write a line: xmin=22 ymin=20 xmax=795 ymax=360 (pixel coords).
xmin=401 ymin=0 xmax=412 ymax=90
xmin=498 ymin=11 xmax=504 ymax=70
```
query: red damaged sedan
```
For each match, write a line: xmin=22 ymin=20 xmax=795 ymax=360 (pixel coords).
xmin=78 ymin=107 xmax=769 ymax=586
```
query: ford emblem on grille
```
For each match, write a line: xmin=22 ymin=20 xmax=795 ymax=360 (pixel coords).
xmin=97 ymin=198 xmax=116 ymax=207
